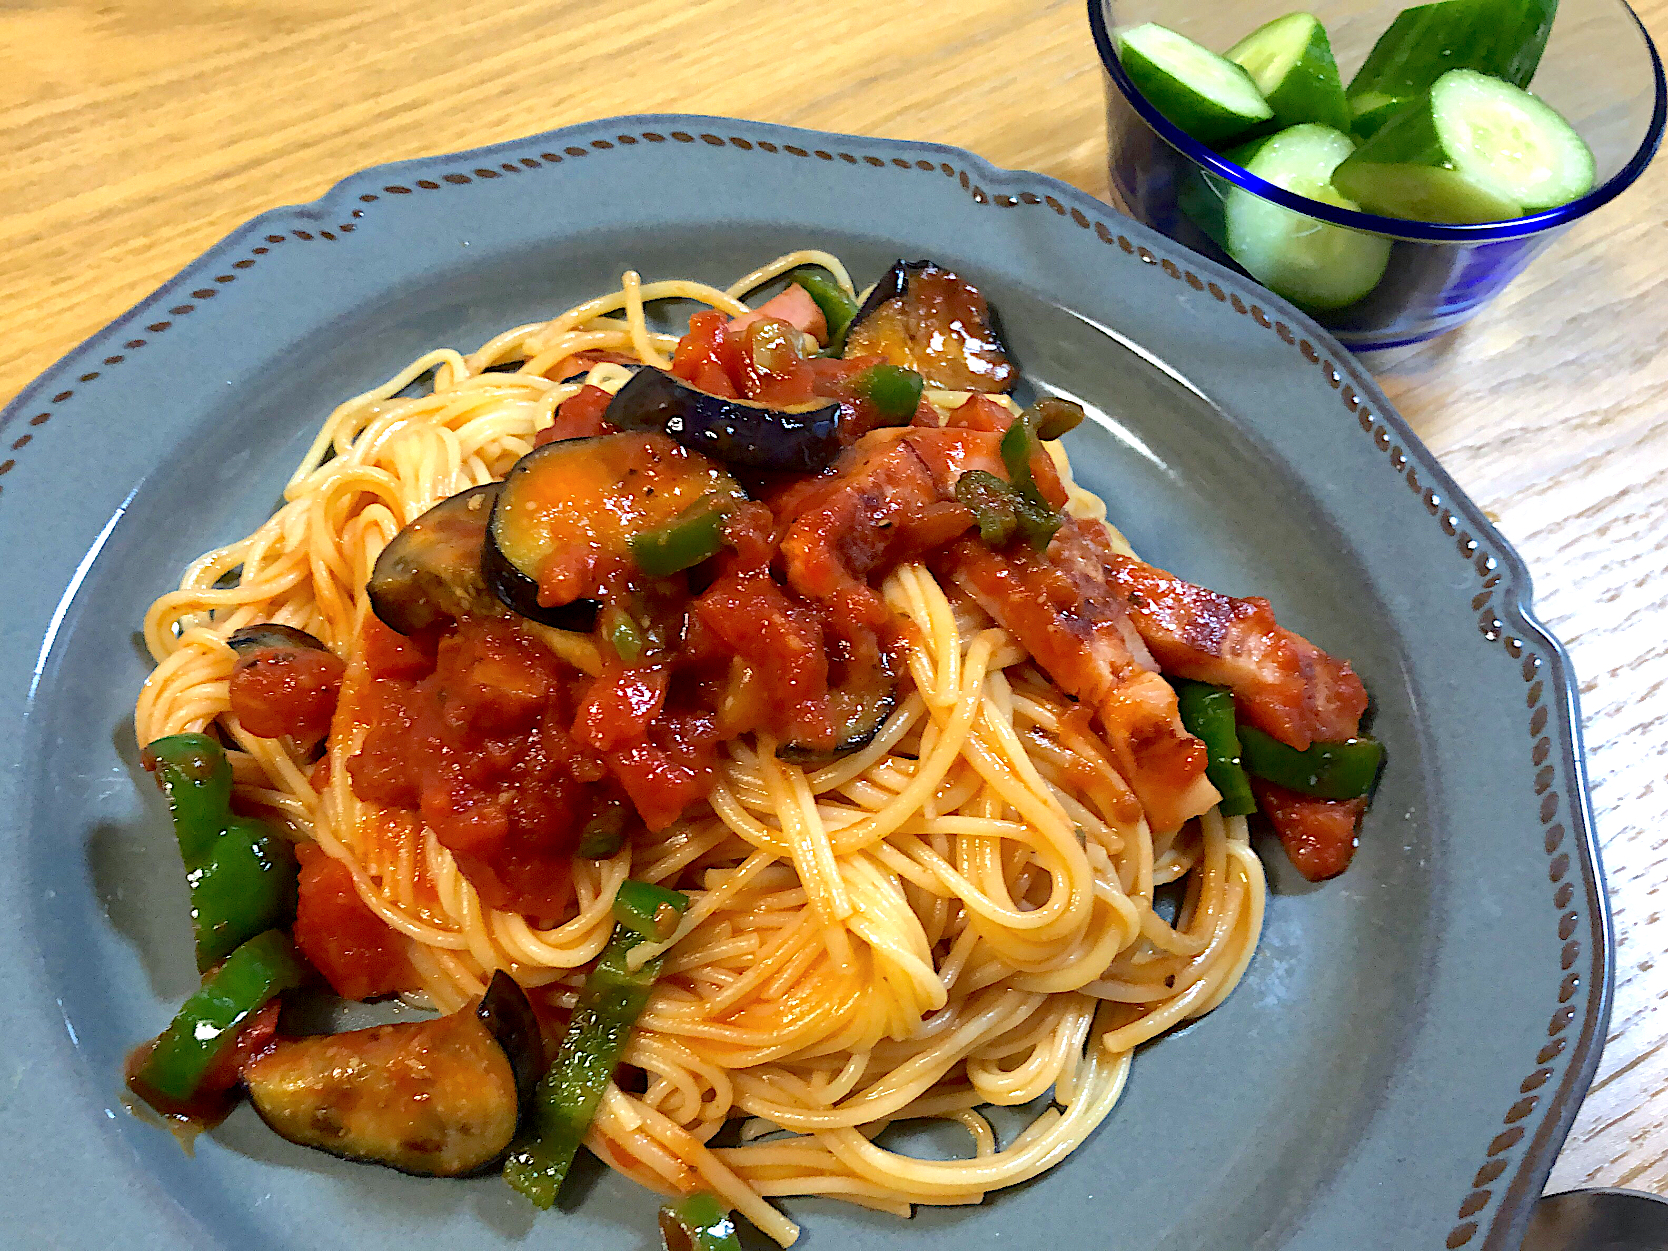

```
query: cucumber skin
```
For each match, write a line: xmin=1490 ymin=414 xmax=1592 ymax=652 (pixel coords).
xmin=1331 ymin=90 xmax=1524 ymax=222
xmin=1350 ymin=94 xmax=1412 ymax=140
xmin=1118 ymin=28 xmax=1273 ymax=147
xmin=1228 ymin=16 xmax=1352 ymax=134
xmin=1346 ymin=0 xmax=1558 ymax=137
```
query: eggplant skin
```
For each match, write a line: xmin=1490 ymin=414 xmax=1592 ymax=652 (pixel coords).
xmin=475 ymin=970 xmax=544 ymax=1113
xmin=367 ymin=484 xmax=506 ymax=636
xmin=779 ymin=666 xmax=898 ymax=765
xmin=605 ymin=367 xmax=842 ymax=474
xmin=845 ymin=259 xmax=1016 ymax=394
xmin=227 ymin=624 xmax=330 ymax=654
xmin=244 ymin=1007 xmax=522 ymax=1177
xmin=480 ymin=439 xmax=607 ymax=629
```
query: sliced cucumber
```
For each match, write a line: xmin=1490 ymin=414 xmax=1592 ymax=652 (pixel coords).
xmin=1224 ymin=124 xmax=1392 ymax=310
xmin=1348 ymin=95 xmax=1410 ymax=141
xmin=1333 ymin=69 xmax=1595 ymax=221
xmin=1178 ymin=168 xmax=1233 ymax=251
xmin=1227 ymin=13 xmax=1350 ymax=133
xmin=1347 ymin=0 xmax=1558 ymax=138
xmin=1117 ymin=23 xmax=1273 ymax=146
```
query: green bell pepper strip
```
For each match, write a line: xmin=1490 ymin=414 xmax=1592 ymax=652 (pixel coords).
xmin=1026 ymin=396 xmax=1087 ymax=441
xmin=853 ymin=363 xmax=924 ymax=424
xmin=999 ymin=415 xmax=1065 ymax=551
xmin=613 ymin=879 xmax=691 ymax=941
xmin=134 ymin=929 xmax=306 ymax=1102
xmin=143 ymin=733 xmax=298 ymax=972
xmin=658 ymin=1192 xmax=743 ymax=1251
xmin=630 ymin=495 xmax=730 ymax=578
xmin=602 ymin=604 xmax=646 ymax=663
xmin=785 ymin=266 xmax=860 ymax=354
xmin=1237 ymin=725 xmax=1383 ymax=800
xmin=1173 ymin=682 xmax=1257 ymax=817
xmin=576 ymin=799 xmax=629 ymax=858
xmin=503 ymin=884 xmax=689 ymax=1208
xmin=953 ymin=470 xmax=1019 ymax=547
xmin=1011 ymin=493 xmax=1063 ymax=552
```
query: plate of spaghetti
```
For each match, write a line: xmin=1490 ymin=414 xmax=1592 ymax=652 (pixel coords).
xmin=0 ymin=116 xmax=1607 ymax=1251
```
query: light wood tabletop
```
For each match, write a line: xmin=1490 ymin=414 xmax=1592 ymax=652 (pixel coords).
xmin=3 ymin=0 xmax=1665 ymax=1207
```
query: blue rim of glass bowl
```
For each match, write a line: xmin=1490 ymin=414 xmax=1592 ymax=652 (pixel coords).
xmin=1087 ymin=0 xmax=1668 ymax=243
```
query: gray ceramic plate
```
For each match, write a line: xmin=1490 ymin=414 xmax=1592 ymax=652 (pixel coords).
xmin=0 ymin=115 xmax=1608 ymax=1251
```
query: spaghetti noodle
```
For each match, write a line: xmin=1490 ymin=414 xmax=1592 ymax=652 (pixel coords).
xmin=134 ymin=251 xmax=1272 ymax=1244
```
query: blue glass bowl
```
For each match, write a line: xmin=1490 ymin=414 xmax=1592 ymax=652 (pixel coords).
xmin=1089 ymin=0 xmax=1667 ymax=350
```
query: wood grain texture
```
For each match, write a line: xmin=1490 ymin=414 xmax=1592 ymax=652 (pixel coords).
xmin=2 ymin=0 xmax=1664 ymax=1200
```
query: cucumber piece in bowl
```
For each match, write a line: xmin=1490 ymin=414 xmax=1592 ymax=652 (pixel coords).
xmin=1116 ymin=23 xmax=1273 ymax=145
xmin=1227 ymin=12 xmax=1351 ymax=133
xmin=1346 ymin=0 xmax=1558 ymax=138
xmin=1333 ymin=69 xmax=1596 ymax=221
xmin=1225 ymin=124 xmax=1392 ymax=311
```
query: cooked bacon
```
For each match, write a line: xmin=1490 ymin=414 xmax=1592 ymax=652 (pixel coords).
xmin=1251 ymin=781 xmax=1363 ymax=881
xmin=778 ymin=433 xmax=1218 ymax=830
xmin=1089 ymin=541 xmax=1367 ymax=750
xmin=940 ymin=525 xmax=1217 ymax=833
xmin=775 ymin=425 xmax=1069 ymax=624
xmin=729 ymin=284 xmax=827 ymax=343
xmin=779 ymin=430 xmax=976 ymax=625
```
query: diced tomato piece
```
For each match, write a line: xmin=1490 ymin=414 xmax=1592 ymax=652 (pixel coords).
xmin=346 ymin=619 xmax=601 ymax=926
xmin=943 ymin=394 xmax=1015 ymax=433
xmin=670 ymin=309 xmax=817 ymax=405
xmin=293 ymin=842 xmax=417 ymax=1001
xmin=361 ymin=616 xmax=436 ymax=681
xmin=228 ymin=646 xmax=345 ymax=740
xmin=717 ymin=499 xmax=777 ymax=577
xmin=606 ymin=711 xmax=720 ymax=832
xmin=694 ymin=571 xmax=829 ymax=732
xmin=1252 ymin=780 xmax=1364 ymax=882
xmin=692 ymin=360 xmax=737 ymax=397
xmin=671 ymin=310 xmax=734 ymax=392
xmin=534 ymin=383 xmax=616 ymax=446
xmin=574 ymin=663 xmax=671 ymax=753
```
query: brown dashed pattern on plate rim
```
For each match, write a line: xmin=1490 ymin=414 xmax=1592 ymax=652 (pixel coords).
xmin=0 ymin=125 xmax=1599 ymax=1249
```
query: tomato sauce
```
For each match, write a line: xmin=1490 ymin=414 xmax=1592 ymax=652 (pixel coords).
xmin=332 ymin=297 xmax=1355 ymax=924
xmin=347 ymin=617 xmax=610 ymax=926
xmin=293 ymin=842 xmax=417 ymax=1001
xmin=673 ymin=310 xmax=914 ymax=442
xmin=228 ymin=646 xmax=345 ymax=741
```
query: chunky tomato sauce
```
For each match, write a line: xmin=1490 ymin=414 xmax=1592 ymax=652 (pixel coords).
xmin=326 ymin=300 xmax=1369 ymax=915
xmin=331 ymin=314 xmax=1039 ymax=917
xmin=348 ymin=617 xmax=612 ymax=925
xmin=293 ymin=842 xmax=417 ymax=1001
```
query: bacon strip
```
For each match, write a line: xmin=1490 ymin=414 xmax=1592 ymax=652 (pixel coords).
xmin=776 ymin=428 xmax=1011 ymax=625
xmin=779 ymin=434 xmax=1218 ymax=831
xmin=1084 ymin=539 xmax=1366 ymax=750
xmin=777 ymin=430 xmax=1369 ymax=848
xmin=940 ymin=527 xmax=1216 ymax=833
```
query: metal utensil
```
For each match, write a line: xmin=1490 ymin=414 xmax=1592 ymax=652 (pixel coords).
xmin=1523 ymin=1189 xmax=1668 ymax=1249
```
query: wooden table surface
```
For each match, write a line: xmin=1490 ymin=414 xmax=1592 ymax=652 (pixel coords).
xmin=4 ymin=0 xmax=1665 ymax=1205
